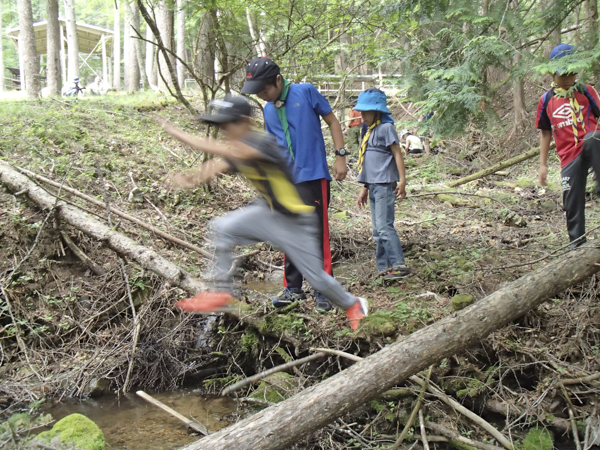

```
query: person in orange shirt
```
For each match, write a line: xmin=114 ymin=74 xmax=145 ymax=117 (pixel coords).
xmin=347 ymin=105 xmax=363 ymax=157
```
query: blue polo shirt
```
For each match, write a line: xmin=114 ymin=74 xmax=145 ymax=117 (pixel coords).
xmin=264 ymin=83 xmax=332 ymax=183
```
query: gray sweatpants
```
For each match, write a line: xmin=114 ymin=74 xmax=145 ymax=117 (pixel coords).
xmin=210 ymin=202 xmax=356 ymax=310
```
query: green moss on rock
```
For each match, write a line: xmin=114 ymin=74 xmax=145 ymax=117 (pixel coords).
xmin=361 ymin=313 xmax=397 ymax=336
xmin=36 ymin=413 xmax=105 ymax=450
xmin=240 ymin=327 xmax=261 ymax=355
xmin=250 ymin=373 xmax=296 ymax=405
xmin=451 ymin=293 xmax=475 ymax=311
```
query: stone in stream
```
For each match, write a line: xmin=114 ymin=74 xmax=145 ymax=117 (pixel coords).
xmin=32 ymin=413 xmax=106 ymax=450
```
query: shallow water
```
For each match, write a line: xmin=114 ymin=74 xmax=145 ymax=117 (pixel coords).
xmin=43 ymin=390 xmax=237 ymax=449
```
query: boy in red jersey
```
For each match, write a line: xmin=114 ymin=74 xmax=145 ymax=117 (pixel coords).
xmin=536 ymin=44 xmax=600 ymax=248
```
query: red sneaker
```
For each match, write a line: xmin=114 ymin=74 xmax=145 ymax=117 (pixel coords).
xmin=345 ymin=297 xmax=369 ymax=331
xmin=176 ymin=291 xmax=234 ymax=313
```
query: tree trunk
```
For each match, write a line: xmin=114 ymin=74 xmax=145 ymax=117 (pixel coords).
xmin=63 ymin=0 xmax=79 ymax=82
xmin=512 ymin=53 xmax=526 ymax=135
xmin=585 ymin=0 xmax=599 ymax=81
xmin=113 ymin=1 xmax=121 ymax=90
xmin=124 ymin=0 xmax=140 ymax=92
xmin=16 ymin=0 xmax=40 ymax=97
xmin=46 ymin=0 xmax=61 ymax=96
xmin=176 ymin=0 xmax=185 ymax=88
xmin=145 ymin=23 xmax=157 ymax=86
xmin=156 ymin=0 xmax=174 ymax=91
xmin=0 ymin=0 xmax=5 ymax=93
xmin=180 ymin=244 xmax=600 ymax=450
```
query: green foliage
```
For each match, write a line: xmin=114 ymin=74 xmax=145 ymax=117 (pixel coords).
xmin=522 ymin=427 xmax=554 ymax=450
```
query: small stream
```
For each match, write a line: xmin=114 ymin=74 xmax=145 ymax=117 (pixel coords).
xmin=43 ymin=390 xmax=237 ymax=449
xmin=41 ymin=264 xmax=360 ymax=449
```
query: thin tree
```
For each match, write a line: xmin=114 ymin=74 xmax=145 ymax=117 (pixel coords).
xmin=0 ymin=0 xmax=5 ymax=93
xmin=46 ymin=0 xmax=61 ymax=96
xmin=63 ymin=0 xmax=79 ymax=82
xmin=176 ymin=0 xmax=185 ymax=88
xmin=113 ymin=0 xmax=121 ymax=90
xmin=156 ymin=0 xmax=174 ymax=91
xmin=123 ymin=0 xmax=140 ymax=92
xmin=145 ymin=22 xmax=156 ymax=86
xmin=16 ymin=0 xmax=40 ymax=97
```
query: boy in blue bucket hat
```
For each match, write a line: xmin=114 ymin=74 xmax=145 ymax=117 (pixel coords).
xmin=536 ymin=44 xmax=600 ymax=248
xmin=354 ymin=88 xmax=411 ymax=280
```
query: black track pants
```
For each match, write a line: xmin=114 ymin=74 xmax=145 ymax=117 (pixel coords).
xmin=561 ymin=131 xmax=600 ymax=245
xmin=284 ymin=179 xmax=333 ymax=289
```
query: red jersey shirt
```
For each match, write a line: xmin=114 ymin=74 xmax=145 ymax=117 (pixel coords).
xmin=535 ymin=84 xmax=600 ymax=167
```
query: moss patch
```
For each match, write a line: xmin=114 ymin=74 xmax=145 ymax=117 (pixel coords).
xmin=522 ymin=427 xmax=553 ymax=450
xmin=451 ymin=293 xmax=475 ymax=311
xmin=250 ymin=372 xmax=296 ymax=404
xmin=36 ymin=413 xmax=105 ymax=450
xmin=240 ymin=327 xmax=261 ymax=356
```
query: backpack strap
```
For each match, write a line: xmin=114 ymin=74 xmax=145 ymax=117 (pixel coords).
xmin=582 ymin=85 xmax=600 ymax=118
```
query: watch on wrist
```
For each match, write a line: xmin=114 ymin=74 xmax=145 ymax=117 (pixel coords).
xmin=335 ymin=147 xmax=347 ymax=156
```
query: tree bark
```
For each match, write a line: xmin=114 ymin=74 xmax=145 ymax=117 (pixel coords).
xmin=156 ymin=0 xmax=174 ymax=91
xmin=63 ymin=0 xmax=79 ymax=82
xmin=447 ymin=145 xmax=549 ymax=188
xmin=176 ymin=0 xmax=186 ymax=88
xmin=124 ymin=0 xmax=140 ymax=92
xmin=16 ymin=0 xmax=40 ymax=97
xmin=145 ymin=23 xmax=157 ymax=86
xmin=0 ymin=0 xmax=5 ymax=93
xmin=113 ymin=1 xmax=121 ymax=90
xmin=511 ymin=53 xmax=526 ymax=135
xmin=180 ymin=244 xmax=600 ymax=450
xmin=585 ymin=0 xmax=599 ymax=81
xmin=46 ymin=0 xmax=61 ymax=96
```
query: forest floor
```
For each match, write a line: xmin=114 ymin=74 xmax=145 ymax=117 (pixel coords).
xmin=0 ymin=91 xmax=599 ymax=449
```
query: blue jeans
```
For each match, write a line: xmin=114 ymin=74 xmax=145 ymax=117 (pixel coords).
xmin=368 ymin=183 xmax=406 ymax=271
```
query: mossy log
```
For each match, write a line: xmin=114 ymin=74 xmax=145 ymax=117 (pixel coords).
xmin=181 ymin=244 xmax=600 ymax=450
xmin=447 ymin=145 xmax=552 ymax=188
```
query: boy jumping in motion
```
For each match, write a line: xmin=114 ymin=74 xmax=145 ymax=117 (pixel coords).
xmin=536 ymin=44 xmax=600 ymax=248
xmin=355 ymin=89 xmax=410 ymax=280
xmin=161 ymin=94 xmax=368 ymax=330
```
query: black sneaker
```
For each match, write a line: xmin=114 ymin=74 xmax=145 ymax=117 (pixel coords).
xmin=272 ymin=287 xmax=307 ymax=308
xmin=383 ymin=264 xmax=411 ymax=281
xmin=314 ymin=291 xmax=333 ymax=313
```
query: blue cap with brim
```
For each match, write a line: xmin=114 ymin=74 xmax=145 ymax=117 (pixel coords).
xmin=353 ymin=88 xmax=394 ymax=124
xmin=550 ymin=44 xmax=575 ymax=75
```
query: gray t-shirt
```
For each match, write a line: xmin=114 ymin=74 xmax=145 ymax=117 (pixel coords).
xmin=357 ymin=123 xmax=400 ymax=184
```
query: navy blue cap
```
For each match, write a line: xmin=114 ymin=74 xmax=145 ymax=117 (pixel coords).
xmin=200 ymin=94 xmax=252 ymax=124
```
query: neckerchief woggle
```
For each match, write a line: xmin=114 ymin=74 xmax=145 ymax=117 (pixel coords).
xmin=275 ymin=78 xmax=294 ymax=160
xmin=551 ymin=81 xmax=586 ymax=146
xmin=357 ymin=120 xmax=381 ymax=174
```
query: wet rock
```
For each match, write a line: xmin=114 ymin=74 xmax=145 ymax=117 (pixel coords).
xmin=250 ymin=373 xmax=296 ymax=405
xmin=128 ymin=187 xmax=144 ymax=203
xmin=451 ymin=293 xmax=475 ymax=311
xmin=34 ymin=413 xmax=106 ymax=450
xmin=83 ymin=378 xmax=111 ymax=398
xmin=503 ymin=211 xmax=527 ymax=227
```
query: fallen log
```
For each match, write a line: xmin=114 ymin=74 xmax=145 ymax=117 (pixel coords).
xmin=16 ymin=167 xmax=213 ymax=259
xmin=0 ymin=162 xmax=299 ymax=344
xmin=447 ymin=144 xmax=553 ymax=188
xmin=180 ymin=243 xmax=600 ymax=450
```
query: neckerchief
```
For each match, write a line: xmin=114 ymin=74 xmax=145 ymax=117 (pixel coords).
xmin=357 ymin=120 xmax=381 ymax=174
xmin=275 ymin=78 xmax=294 ymax=160
xmin=552 ymin=81 xmax=585 ymax=145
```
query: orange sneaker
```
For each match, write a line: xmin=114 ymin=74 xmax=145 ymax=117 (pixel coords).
xmin=345 ymin=297 xmax=369 ymax=331
xmin=176 ymin=291 xmax=234 ymax=313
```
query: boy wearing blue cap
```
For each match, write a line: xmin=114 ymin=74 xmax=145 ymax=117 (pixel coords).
xmin=536 ymin=44 xmax=600 ymax=248
xmin=354 ymin=89 xmax=410 ymax=280
xmin=241 ymin=57 xmax=348 ymax=312
xmin=161 ymin=94 xmax=368 ymax=331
